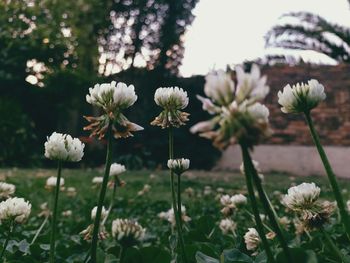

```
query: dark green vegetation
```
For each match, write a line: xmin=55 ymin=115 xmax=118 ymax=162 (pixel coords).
xmin=1 ymin=169 xmax=350 ymax=262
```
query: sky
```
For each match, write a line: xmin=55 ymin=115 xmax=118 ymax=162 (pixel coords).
xmin=179 ymin=0 xmax=350 ymax=77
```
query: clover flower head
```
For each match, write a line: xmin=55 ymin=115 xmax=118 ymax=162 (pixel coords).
xmin=158 ymin=205 xmax=191 ymax=226
xmin=92 ymin=177 xmax=103 ymax=185
xmin=111 ymin=218 xmax=145 ymax=246
xmin=278 ymin=79 xmax=326 ymax=113
xmin=244 ymin=228 xmax=261 ymax=251
xmin=0 ymin=197 xmax=31 ymax=224
xmin=231 ymin=194 xmax=247 ymax=207
xmin=0 ymin=182 xmax=15 ymax=199
xmin=167 ymin=158 xmax=190 ymax=175
xmin=91 ymin=206 xmax=107 ymax=221
xmin=283 ymin=182 xmax=321 ymax=211
xmin=86 ymin=81 xmax=137 ymax=112
xmin=219 ymin=218 xmax=237 ymax=235
xmin=46 ymin=176 xmax=65 ymax=190
xmin=151 ymin=87 xmax=189 ymax=128
xmin=44 ymin=132 xmax=84 ymax=162
xmin=110 ymin=163 xmax=126 ymax=176
xmin=191 ymin=65 xmax=271 ymax=149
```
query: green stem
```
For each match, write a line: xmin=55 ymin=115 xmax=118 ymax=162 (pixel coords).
xmin=102 ymin=176 xmax=118 ymax=226
xmin=177 ymin=174 xmax=182 ymax=228
xmin=31 ymin=215 xmax=49 ymax=245
xmin=118 ymin=246 xmax=125 ymax=263
xmin=241 ymin=145 xmax=292 ymax=263
xmin=240 ymin=146 xmax=275 ymax=263
xmin=0 ymin=220 xmax=14 ymax=260
xmin=321 ymin=227 xmax=347 ymax=262
xmin=90 ymin=121 xmax=114 ymax=262
xmin=49 ymin=161 xmax=62 ymax=263
xmin=169 ymin=128 xmax=188 ymax=263
xmin=305 ymin=112 xmax=350 ymax=239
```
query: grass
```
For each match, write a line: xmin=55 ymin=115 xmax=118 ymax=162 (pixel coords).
xmin=1 ymin=168 xmax=350 ymax=262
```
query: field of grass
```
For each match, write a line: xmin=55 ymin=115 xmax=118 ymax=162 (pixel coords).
xmin=1 ymin=168 xmax=350 ymax=262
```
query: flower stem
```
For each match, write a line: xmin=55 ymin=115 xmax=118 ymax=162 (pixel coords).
xmin=0 ymin=220 xmax=14 ymax=260
xmin=177 ymin=174 xmax=182 ymax=228
xmin=49 ymin=161 xmax=62 ymax=263
xmin=119 ymin=246 xmax=125 ymax=263
xmin=31 ymin=215 xmax=49 ymax=245
xmin=241 ymin=145 xmax=292 ymax=263
xmin=305 ymin=112 xmax=350 ymax=239
xmin=90 ymin=121 xmax=114 ymax=262
xmin=320 ymin=227 xmax=347 ymax=262
xmin=169 ymin=128 xmax=188 ymax=263
xmin=102 ymin=176 xmax=118 ymax=226
xmin=240 ymin=146 xmax=275 ymax=263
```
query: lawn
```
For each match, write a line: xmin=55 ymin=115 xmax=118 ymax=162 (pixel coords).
xmin=1 ymin=169 xmax=350 ymax=262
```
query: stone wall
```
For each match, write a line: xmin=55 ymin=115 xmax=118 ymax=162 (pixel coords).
xmin=218 ymin=64 xmax=350 ymax=177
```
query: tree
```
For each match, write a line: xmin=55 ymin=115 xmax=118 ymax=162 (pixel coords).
xmin=265 ymin=12 xmax=350 ymax=63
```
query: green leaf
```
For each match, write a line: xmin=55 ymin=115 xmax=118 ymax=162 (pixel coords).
xmin=276 ymin=248 xmax=318 ymax=263
xmin=196 ymin=251 xmax=220 ymax=263
xmin=139 ymin=246 xmax=171 ymax=263
xmin=220 ymin=249 xmax=253 ymax=263
xmin=122 ymin=247 xmax=142 ymax=263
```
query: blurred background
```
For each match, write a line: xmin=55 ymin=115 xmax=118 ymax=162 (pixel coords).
xmin=1 ymin=0 xmax=350 ymax=173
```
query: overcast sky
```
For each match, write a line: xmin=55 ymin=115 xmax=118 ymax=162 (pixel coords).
xmin=179 ymin=0 xmax=350 ymax=77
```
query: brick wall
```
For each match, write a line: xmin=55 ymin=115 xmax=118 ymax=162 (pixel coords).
xmin=261 ymin=64 xmax=350 ymax=146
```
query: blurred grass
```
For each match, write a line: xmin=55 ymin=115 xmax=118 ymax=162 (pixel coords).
xmin=1 ymin=169 xmax=350 ymax=214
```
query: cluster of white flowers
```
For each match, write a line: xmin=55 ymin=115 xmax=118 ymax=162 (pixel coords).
xmin=158 ymin=205 xmax=191 ymax=226
xmin=111 ymin=218 xmax=145 ymax=244
xmin=151 ymin=87 xmax=190 ymax=128
xmin=167 ymin=158 xmax=190 ymax=175
xmin=219 ymin=218 xmax=237 ymax=235
xmin=0 ymin=182 xmax=15 ymax=199
xmin=220 ymin=194 xmax=247 ymax=215
xmin=244 ymin=228 xmax=261 ymax=251
xmin=154 ymin=87 xmax=189 ymax=110
xmin=191 ymin=64 xmax=271 ymax=149
xmin=46 ymin=176 xmax=65 ymax=189
xmin=91 ymin=206 xmax=107 ymax=221
xmin=44 ymin=132 xmax=84 ymax=162
xmin=0 ymin=197 xmax=31 ymax=224
xmin=283 ymin=182 xmax=334 ymax=230
xmin=110 ymin=163 xmax=126 ymax=176
xmin=137 ymin=184 xmax=151 ymax=196
xmin=86 ymin=81 xmax=137 ymax=112
xmin=283 ymin=183 xmax=321 ymax=211
xmin=278 ymin=79 xmax=326 ymax=113
xmin=66 ymin=187 xmax=77 ymax=197
xmin=92 ymin=176 xmax=103 ymax=185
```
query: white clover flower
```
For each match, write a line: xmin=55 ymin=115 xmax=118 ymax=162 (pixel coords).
xmin=92 ymin=177 xmax=103 ymax=185
xmin=167 ymin=158 xmax=190 ymax=175
xmin=86 ymin=81 xmax=137 ymax=112
xmin=0 ymin=197 xmax=31 ymax=224
xmin=283 ymin=183 xmax=321 ymax=211
xmin=44 ymin=132 xmax=84 ymax=162
xmin=204 ymin=70 xmax=235 ymax=105
xmin=231 ymin=194 xmax=247 ymax=207
xmin=0 ymin=182 xmax=15 ymax=199
xmin=219 ymin=218 xmax=237 ymax=235
xmin=220 ymin=195 xmax=234 ymax=207
xmin=62 ymin=210 xmax=72 ymax=217
xmin=154 ymin=87 xmax=189 ymax=110
xmin=110 ymin=163 xmax=126 ymax=176
xmin=246 ymin=103 xmax=269 ymax=123
xmin=111 ymin=218 xmax=146 ymax=244
xmin=66 ymin=187 xmax=77 ymax=197
xmin=45 ymin=176 xmax=65 ymax=190
xmin=278 ymin=79 xmax=326 ymax=113
xmin=203 ymin=186 xmax=212 ymax=196
xmin=244 ymin=228 xmax=261 ymax=251
xmin=158 ymin=205 xmax=191 ymax=226
xmin=137 ymin=184 xmax=151 ymax=196
xmin=91 ymin=206 xmax=107 ymax=221
xmin=151 ymin=87 xmax=189 ymax=128
xmin=235 ymin=64 xmax=269 ymax=104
